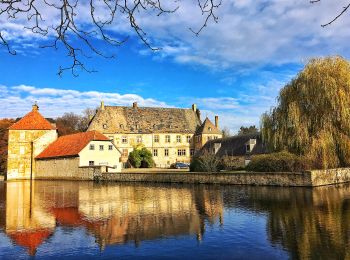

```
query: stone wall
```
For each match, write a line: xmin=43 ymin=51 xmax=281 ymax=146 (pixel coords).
xmin=95 ymin=168 xmax=350 ymax=187
xmin=35 ymin=157 xmax=101 ymax=180
xmin=311 ymin=168 xmax=350 ymax=186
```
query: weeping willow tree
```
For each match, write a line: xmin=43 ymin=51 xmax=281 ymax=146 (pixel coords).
xmin=261 ymin=56 xmax=350 ymax=169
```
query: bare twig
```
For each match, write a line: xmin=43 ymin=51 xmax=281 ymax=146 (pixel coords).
xmin=0 ymin=0 xmax=220 ymax=75
xmin=311 ymin=0 xmax=350 ymax=27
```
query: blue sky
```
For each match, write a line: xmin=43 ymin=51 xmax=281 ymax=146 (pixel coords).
xmin=1 ymin=0 xmax=350 ymax=133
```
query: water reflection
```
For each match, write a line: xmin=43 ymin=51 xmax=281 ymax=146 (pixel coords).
xmin=0 ymin=181 xmax=223 ymax=256
xmin=0 ymin=181 xmax=349 ymax=259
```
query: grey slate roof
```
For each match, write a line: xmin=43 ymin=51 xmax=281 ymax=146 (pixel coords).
xmin=87 ymin=106 xmax=202 ymax=134
xmin=200 ymin=133 xmax=268 ymax=157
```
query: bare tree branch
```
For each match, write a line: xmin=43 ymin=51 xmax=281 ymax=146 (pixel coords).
xmin=311 ymin=0 xmax=350 ymax=27
xmin=0 ymin=0 xmax=221 ymax=76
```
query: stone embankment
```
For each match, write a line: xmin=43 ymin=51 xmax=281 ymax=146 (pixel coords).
xmin=95 ymin=168 xmax=350 ymax=187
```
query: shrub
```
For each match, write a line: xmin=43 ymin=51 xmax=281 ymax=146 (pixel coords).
xmin=246 ymin=151 xmax=311 ymax=172
xmin=220 ymin=156 xmax=245 ymax=171
xmin=190 ymin=152 xmax=220 ymax=173
xmin=128 ymin=147 xmax=155 ymax=168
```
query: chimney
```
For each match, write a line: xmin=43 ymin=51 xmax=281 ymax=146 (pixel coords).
xmin=133 ymin=102 xmax=138 ymax=108
xmin=32 ymin=102 xmax=39 ymax=111
xmin=100 ymin=101 xmax=105 ymax=110
xmin=215 ymin=116 xmax=219 ymax=128
xmin=196 ymin=109 xmax=201 ymax=120
xmin=192 ymin=104 xmax=197 ymax=112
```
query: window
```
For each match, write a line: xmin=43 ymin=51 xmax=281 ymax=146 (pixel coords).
xmin=137 ymin=135 xmax=142 ymax=143
xmin=246 ymin=144 xmax=251 ymax=153
xmin=122 ymin=149 xmax=128 ymax=157
xmin=89 ymin=144 xmax=95 ymax=150
xmin=108 ymin=145 xmax=113 ymax=150
xmin=214 ymin=136 xmax=218 ymax=139
xmin=153 ymin=149 xmax=158 ymax=157
xmin=20 ymin=146 xmax=25 ymax=155
xmin=154 ymin=135 xmax=159 ymax=143
xmin=165 ymin=135 xmax=171 ymax=143
xmin=99 ymin=145 xmax=104 ymax=151
xmin=177 ymin=149 xmax=186 ymax=156
xmin=208 ymin=127 xmax=212 ymax=132
xmin=20 ymin=132 xmax=25 ymax=140
xmin=190 ymin=149 xmax=195 ymax=156
xmin=103 ymin=124 xmax=107 ymax=129
xmin=164 ymin=148 xmax=169 ymax=157
xmin=176 ymin=135 xmax=181 ymax=143
xmin=187 ymin=135 xmax=191 ymax=143
xmin=122 ymin=136 xmax=128 ymax=144
xmin=89 ymin=161 xmax=94 ymax=166
xmin=196 ymin=136 xmax=201 ymax=142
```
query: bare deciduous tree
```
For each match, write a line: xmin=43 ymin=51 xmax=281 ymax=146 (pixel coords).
xmin=0 ymin=0 xmax=221 ymax=76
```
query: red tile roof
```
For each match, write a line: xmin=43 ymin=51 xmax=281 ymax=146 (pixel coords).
xmin=36 ymin=131 xmax=110 ymax=159
xmin=9 ymin=110 xmax=56 ymax=130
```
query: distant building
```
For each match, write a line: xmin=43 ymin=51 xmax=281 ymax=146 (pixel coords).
xmin=199 ymin=133 xmax=267 ymax=167
xmin=87 ymin=102 xmax=222 ymax=168
xmin=36 ymin=131 xmax=122 ymax=175
xmin=7 ymin=104 xmax=57 ymax=180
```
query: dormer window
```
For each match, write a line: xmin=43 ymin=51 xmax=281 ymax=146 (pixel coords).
xmin=208 ymin=127 xmax=212 ymax=132
xmin=103 ymin=124 xmax=107 ymax=129
xmin=119 ymin=124 xmax=124 ymax=129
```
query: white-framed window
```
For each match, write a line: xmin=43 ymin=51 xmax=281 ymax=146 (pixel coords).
xmin=122 ymin=136 xmax=128 ymax=144
xmin=99 ymin=145 xmax=104 ymax=151
xmin=190 ymin=149 xmax=195 ymax=156
xmin=177 ymin=149 xmax=186 ymax=156
xmin=103 ymin=124 xmax=107 ymax=129
xmin=20 ymin=146 xmax=25 ymax=155
xmin=154 ymin=135 xmax=159 ymax=143
xmin=137 ymin=135 xmax=142 ymax=143
xmin=108 ymin=145 xmax=113 ymax=150
xmin=176 ymin=135 xmax=181 ymax=143
xmin=89 ymin=144 xmax=95 ymax=150
xmin=165 ymin=135 xmax=171 ymax=143
xmin=187 ymin=135 xmax=191 ymax=143
xmin=246 ymin=144 xmax=251 ymax=153
xmin=153 ymin=149 xmax=158 ymax=157
xmin=164 ymin=148 xmax=169 ymax=157
xmin=89 ymin=161 xmax=94 ymax=166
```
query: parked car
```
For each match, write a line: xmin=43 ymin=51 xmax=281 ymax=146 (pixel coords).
xmin=171 ymin=162 xmax=190 ymax=169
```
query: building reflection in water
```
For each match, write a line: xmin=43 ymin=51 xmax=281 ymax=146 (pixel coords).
xmin=1 ymin=181 xmax=349 ymax=259
xmin=0 ymin=181 xmax=223 ymax=255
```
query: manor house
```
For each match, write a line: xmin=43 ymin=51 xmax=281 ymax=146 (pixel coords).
xmin=88 ymin=102 xmax=222 ymax=167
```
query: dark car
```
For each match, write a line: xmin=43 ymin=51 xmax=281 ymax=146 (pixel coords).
xmin=171 ymin=162 xmax=190 ymax=169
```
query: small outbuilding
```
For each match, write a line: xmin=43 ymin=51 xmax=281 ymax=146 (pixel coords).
xmin=35 ymin=131 xmax=122 ymax=179
xmin=199 ymin=133 xmax=268 ymax=168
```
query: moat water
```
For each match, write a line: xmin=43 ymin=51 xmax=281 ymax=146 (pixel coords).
xmin=0 ymin=181 xmax=349 ymax=259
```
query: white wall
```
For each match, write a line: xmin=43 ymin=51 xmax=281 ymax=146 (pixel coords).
xmin=79 ymin=140 xmax=122 ymax=173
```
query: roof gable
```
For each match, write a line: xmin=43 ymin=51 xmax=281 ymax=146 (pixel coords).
xmin=9 ymin=110 xmax=55 ymax=130
xmin=88 ymin=106 xmax=202 ymax=134
xmin=36 ymin=131 xmax=110 ymax=159
xmin=195 ymin=118 xmax=221 ymax=135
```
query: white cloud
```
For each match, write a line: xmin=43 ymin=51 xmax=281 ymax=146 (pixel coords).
xmin=2 ymin=0 xmax=350 ymax=68
xmin=0 ymin=84 xmax=168 ymax=118
xmin=0 ymin=81 xmax=287 ymax=133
